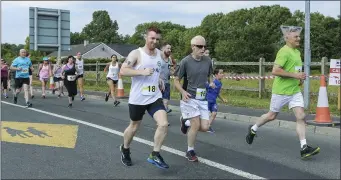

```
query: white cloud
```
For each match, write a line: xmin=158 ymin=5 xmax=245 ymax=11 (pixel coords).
xmin=1 ymin=1 xmax=339 ymax=44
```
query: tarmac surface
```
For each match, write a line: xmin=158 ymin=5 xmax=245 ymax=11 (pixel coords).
xmin=1 ymin=93 xmax=340 ymax=179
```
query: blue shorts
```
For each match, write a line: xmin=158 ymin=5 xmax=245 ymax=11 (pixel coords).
xmin=162 ymin=83 xmax=171 ymax=100
xmin=208 ymin=102 xmax=218 ymax=112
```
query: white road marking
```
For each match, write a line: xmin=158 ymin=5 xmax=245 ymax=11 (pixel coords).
xmin=2 ymin=101 xmax=266 ymax=179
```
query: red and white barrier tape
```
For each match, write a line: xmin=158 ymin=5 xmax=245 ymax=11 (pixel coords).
xmin=224 ymin=75 xmax=336 ymax=80
xmin=170 ymin=75 xmax=338 ymax=80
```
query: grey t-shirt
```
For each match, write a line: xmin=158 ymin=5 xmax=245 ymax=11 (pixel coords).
xmin=175 ymin=54 xmax=213 ymax=99
xmin=159 ymin=57 xmax=171 ymax=84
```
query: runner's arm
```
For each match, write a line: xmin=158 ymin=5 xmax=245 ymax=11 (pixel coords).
xmin=120 ymin=50 xmax=145 ymax=77
xmin=173 ymin=60 xmax=186 ymax=93
xmin=10 ymin=59 xmax=20 ymax=71
xmin=272 ymin=64 xmax=296 ymax=78
xmin=49 ymin=64 xmax=53 ymax=76
xmin=104 ymin=63 xmax=109 ymax=73
xmin=272 ymin=52 xmax=296 ymax=78
xmin=207 ymin=60 xmax=214 ymax=86
xmin=29 ymin=61 xmax=34 ymax=72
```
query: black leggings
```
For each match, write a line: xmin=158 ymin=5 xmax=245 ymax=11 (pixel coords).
xmin=1 ymin=77 xmax=8 ymax=89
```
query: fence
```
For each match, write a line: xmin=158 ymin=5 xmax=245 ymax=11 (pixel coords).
xmin=33 ymin=57 xmax=336 ymax=98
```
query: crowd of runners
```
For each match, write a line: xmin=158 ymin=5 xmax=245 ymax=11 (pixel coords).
xmin=1 ymin=25 xmax=321 ymax=170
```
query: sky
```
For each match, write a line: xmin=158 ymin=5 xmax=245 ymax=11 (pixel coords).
xmin=1 ymin=1 xmax=340 ymax=45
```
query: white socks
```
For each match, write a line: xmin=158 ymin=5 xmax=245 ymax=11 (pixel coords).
xmin=251 ymin=124 xmax=258 ymax=132
xmin=300 ymin=139 xmax=307 ymax=148
xmin=185 ymin=120 xmax=191 ymax=126
xmin=188 ymin=146 xmax=194 ymax=152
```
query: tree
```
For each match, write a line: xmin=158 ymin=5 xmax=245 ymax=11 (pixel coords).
xmin=24 ymin=36 xmax=30 ymax=50
xmin=81 ymin=10 xmax=121 ymax=44
xmin=212 ymin=5 xmax=295 ymax=72
xmin=129 ymin=21 xmax=187 ymax=47
xmin=199 ymin=13 xmax=224 ymax=57
xmin=70 ymin=32 xmax=86 ymax=45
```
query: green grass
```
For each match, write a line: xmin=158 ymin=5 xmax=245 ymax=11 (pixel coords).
xmin=32 ymin=70 xmax=340 ymax=117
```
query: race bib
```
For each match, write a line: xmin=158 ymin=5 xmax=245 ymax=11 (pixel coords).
xmin=78 ymin=65 xmax=83 ymax=69
xmin=141 ymin=83 xmax=157 ymax=96
xmin=22 ymin=68 xmax=29 ymax=73
xmin=67 ymin=75 xmax=76 ymax=81
xmin=195 ymin=88 xmax=206 ymax=100
xmin=295 ymin=66 xmax=302 ymax=73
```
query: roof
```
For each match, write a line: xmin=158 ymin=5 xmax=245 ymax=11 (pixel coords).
xmin=47 ymin=43 xmax=101 ymax=57
xmin=107 ymin=44 xmax=138 ymax=57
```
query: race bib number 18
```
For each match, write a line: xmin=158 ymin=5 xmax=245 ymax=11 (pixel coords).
xmin=195 ymin=88 xmax=206 ymax=100
xmin=142 ymin=84 xmax=157 ymax=96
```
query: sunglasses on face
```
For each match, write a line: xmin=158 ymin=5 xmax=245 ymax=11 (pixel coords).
xmin=194 ymin=45 xmax=206 ymax=49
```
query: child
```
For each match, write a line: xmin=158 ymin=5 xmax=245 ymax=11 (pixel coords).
xmin=206 ymin=69 xmax=227 ymax=133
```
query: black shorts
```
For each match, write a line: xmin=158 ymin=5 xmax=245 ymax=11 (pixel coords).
xmin=77 ymin=74 xmax=84 ymax=79
xmin=15 ymin=78 xmax=30 ymax=89
xmin=54 ymin=77 xmax=63 ymax=82
xmin=106 ymin=78 xmax=118 ymax=85
xmin=129 ymin=98 xmax=166 ymax=121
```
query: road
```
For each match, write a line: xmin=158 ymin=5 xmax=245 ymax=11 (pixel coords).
xmin=1 ymin=93 xmax=340 ymax=179
xmin=82 ymin=90 xmax=341 ymax=124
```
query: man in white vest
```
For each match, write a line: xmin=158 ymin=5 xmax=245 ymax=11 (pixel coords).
xmin=119 ymin=26 xmax=169 ymax=169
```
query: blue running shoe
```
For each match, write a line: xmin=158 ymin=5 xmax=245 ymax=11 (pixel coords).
xmin=147 ymin=153 xmax=169 ymax=169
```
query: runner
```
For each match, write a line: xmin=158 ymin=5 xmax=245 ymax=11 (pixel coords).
xmin=26 ymin=53 xmax=34 ymax=98
xmin=174 ymin=35 xmax=214 ymax=162
xmin=38 ymin=57 xmax=52 ymax=98
xmin=206 ymin=69 xmax=227 ymax=133
xmin=61 ymin=55 xmax=78 ymax=108
xmin=1 ymin=59 xmax=9 ymax=98
xmin=8 ymin=63 xmax=16 ymax=96
xmin=119 ymin=26 xmax=169 ymax=169
xmin=204 ymin=49 xmax=210 ymax=57
xmin=75 ymin=52 xmax=85 ymax=101
xmin=159 ymin=42 xmax=175 ymax=113
xmin=104 ymin=54 xmax=121 ymax=106
xmin=7 ymin=61 xmax=12 ymax=92
xmin=10 ymin=49 xmax=33 ymax=107
xmin=53 ymin=58 xmax=64 ymax=98
xmin=245 ymin=26 xmax=320 ymax=159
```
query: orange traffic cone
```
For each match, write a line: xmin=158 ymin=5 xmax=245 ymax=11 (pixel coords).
xmin=314 ymin=75 xmax=332 ymax=123
xmin=49 ymin=76 xmax=55 ymax=90
xmin=117 ymin=78 xmax=124 ymax=97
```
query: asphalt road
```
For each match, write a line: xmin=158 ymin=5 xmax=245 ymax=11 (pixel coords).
xmin=81 ymin=90 xmax=341 ymax=123
xmin=1 ymin=93 xmax=340 ymax=179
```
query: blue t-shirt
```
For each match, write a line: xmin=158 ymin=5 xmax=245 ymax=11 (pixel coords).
xmin=11 ymin=56 xmax=32 ymax=78
xmin=206 ymin=79 xmax=222 ymax=103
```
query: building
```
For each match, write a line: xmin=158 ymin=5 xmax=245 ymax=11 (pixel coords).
xmin=47 ymin=40 xmax=138 ymax=59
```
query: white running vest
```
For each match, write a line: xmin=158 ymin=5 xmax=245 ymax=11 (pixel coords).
xmin=75 ymin=59 xmax=84 ymax=75
xmin=106 ymin=62 xmax=119 ymax=80
xmin=128 ymin=48 xmax=162 ymax=105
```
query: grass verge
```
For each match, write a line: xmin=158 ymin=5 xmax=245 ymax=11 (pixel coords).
xmin=32 ymin=75 xmax=340 ymax=117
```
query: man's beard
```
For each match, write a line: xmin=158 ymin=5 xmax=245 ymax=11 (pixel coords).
xmin=164 ymin=52 xmax=171 ymax=57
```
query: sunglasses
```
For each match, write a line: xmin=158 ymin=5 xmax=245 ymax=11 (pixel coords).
xmin=194 ymin=45 xmax=206 ymax=49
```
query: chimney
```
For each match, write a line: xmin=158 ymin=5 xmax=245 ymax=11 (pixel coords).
xmin=84 ymin=40 xmax=89 ymax=46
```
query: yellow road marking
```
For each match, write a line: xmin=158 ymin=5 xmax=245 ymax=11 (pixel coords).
xmin=1 ymin=121 xmax=78 ymax=148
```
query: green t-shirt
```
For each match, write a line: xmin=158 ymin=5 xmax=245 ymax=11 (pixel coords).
xmin=272 ymin=45 xmax=302 ymax=95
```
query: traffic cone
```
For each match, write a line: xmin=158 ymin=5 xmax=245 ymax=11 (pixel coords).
xmin=49 ymin=76 xmax=55 ymax=90
xmin=314 ymin=75 xmax=332 ymax=123
xmin=117 ymin=78 xmax=124 ymax=97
